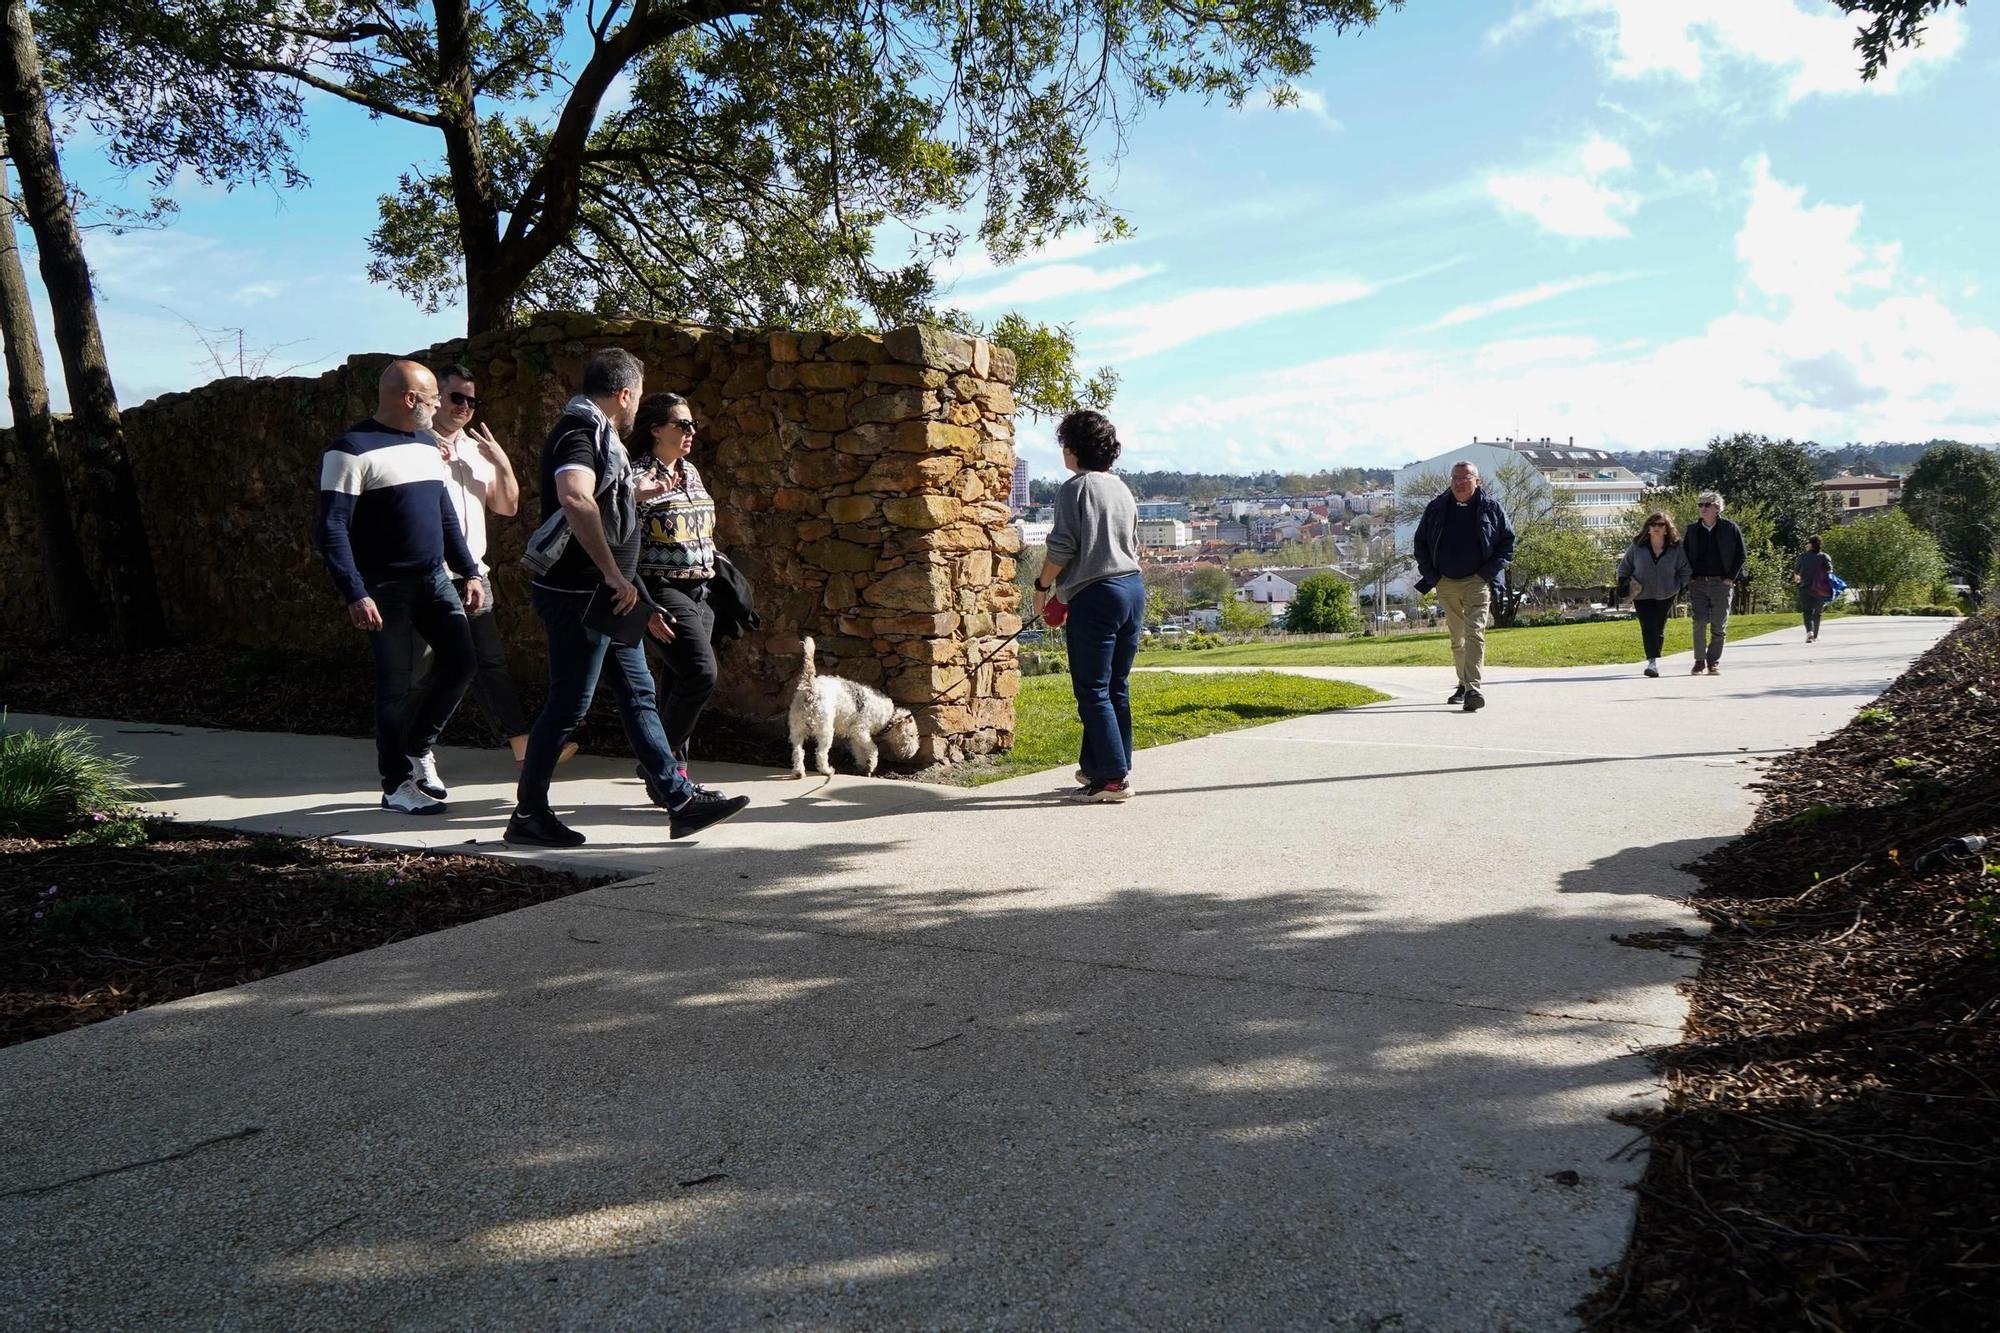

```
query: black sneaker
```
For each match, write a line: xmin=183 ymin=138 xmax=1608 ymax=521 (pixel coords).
xmin=504 ymin=807 xmax=585 ymax=848
xmin=1462 ymin=688 xmax=1485 ymax=713
xmin=1447 ymin=685 xmax=1466 ymax=706
xmin=670 ymin=790 xmax=751 ymax=839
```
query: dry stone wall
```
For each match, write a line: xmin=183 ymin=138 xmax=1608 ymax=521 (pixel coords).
xmin=0 ymin=315 xmax=1022 ymax=763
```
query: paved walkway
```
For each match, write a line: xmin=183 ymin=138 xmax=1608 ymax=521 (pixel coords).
xmin=0 ymin=616 xmax=1951 ymax=1331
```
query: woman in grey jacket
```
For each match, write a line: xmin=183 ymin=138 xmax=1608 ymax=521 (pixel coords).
xmin=1616 ymin=511 xmax=1693 ymax=678
xmin=1033 ymin=410 xmax=1143 ymax=802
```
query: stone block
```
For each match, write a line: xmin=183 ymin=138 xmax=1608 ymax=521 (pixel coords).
xmin=769 ymin=332 xmax=801 ymax=362
xmin=989 ymin=345 xmax=1018 ymax=383
xmin=867 ymin=364 xmax=951 ymax=389
xmin=766 ymin=364 xmax=798 ymax=391
xmin=772 ymin=488 xmax=819 ymax=515
xmin=823 ymin=572 xmax=859 ymax=611
xmin=883 ymin=495 xmax=962 ymax=530
xmin=825 ymin=495 xmax=878 ymax=524
xmin=825 ymin=333 xmax=889 ymax=363
xmin=861 ymin=562 xmax=954 ymax=612
xmin=947 ymin=401 xmax=983 ymax=427
xmin=805 ymin=396 xmax=848 ymax=432
xmin=973 ymin=382 xmax=1016 ymax=416
xmin=992 ymin=524 xmax=1024 ymax=554
xmin=791 ymin=450 xmax=868 ymax=489
xmin=972 ymin=339 xmax=991 ymax=377
xmin=890 ymin=420 xmax=981 ymax=455
xmin=800 ymin=537 xmax=877 ymax=572
xmin=883 ymin=324 xmax=977 ymax=372
xmin=722 ymin=360 xmax=766 ymax=397
xmin=850 ymin=388 xmax=937 ymax=425
xmin=834 ymin=425 xmax=894 ymax=455
xmin=798 ymin=361 xmax=865 ymax=389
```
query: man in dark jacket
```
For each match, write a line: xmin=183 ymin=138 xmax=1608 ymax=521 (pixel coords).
xmin=1413 ymin=460 xmax=1516 ymax=713
xmin=1682 ymin=490 xmax=1747 ymax=675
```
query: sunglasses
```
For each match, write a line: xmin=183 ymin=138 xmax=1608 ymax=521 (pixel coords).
xmin=1647 ymin=521 xmax=1667 ymax=527
xmin=1699 ymin=502 xmax=1718 ymax=509
xmin=666 ymin=419 xmax=698 ymax=434
xmin=447 ymin=390 xmax=480 ymax=409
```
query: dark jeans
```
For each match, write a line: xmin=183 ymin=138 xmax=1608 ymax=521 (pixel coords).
xmin=643 ymin=577 xmax=719 ymax=756
xmin=1064 ymin=571 xmax=1146 ymax=784
xmin=413 ymin=578 xmax=531 ymax=740
xmin=1801 ymin=595 xmax=1829 ymax=636
xmin=1635 ymin=597 xmax=1672 ymax=660
xmin=517 ymin=584 xmax=694 ymax=814
xmin=365 ymin=568 xmax=474 ymax=794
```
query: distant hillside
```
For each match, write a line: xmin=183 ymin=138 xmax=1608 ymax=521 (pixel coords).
xmin=1028 ymin=466 xmax=1397 ymax=505
xmin=1610 ymin=441 xmax=2000 ymax=480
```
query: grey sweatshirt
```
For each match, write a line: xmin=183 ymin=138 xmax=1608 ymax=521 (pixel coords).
xmin=1046 ymin=470 xmax=1139 ymax=601
xmin=1616 ymin=540 xmax=1692 ymax=601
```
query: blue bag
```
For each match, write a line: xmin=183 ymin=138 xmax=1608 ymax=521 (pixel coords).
xmin=1829 ymin=573 xmax=1848 ymax=598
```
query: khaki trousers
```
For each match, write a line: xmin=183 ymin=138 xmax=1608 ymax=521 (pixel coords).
xmin=1438 ymin=575 xmax=1492 ymax=689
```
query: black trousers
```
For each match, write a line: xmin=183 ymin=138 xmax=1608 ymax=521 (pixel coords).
xmin=1635 ymin=597 xmax=1673 ymax=660
xmin=414 ymin=578 xmax=532 ymax=739
xmin=644 ymin=577 xmax=720 ymax=756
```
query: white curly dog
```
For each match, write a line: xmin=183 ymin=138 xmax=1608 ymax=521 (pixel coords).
xmin=786 ymin=636 xmax=921 ymax=778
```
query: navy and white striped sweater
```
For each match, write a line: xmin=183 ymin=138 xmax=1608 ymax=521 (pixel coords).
xmin=313 ymin=419 xmax=476 ymax=604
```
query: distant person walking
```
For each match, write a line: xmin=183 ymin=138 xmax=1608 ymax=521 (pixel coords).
xmin=421 ymin=363 xmax=577 ymax=770
xmin=313 ymin=360 xmax=481 ymax=815
xmin=1616 ymin=510 xmax=1692 ymax=678
xmin=1683 ymin=491 xmax=1747 ymax=675
xmin=505 ymin=349 xmax=748 ymax=849
xmin=1794 ymin=535 xmax=1835 ymax=643
xmin=1035 ymin=410 xmax=1143 ymax=802
xmin=1413 ymin=460 xmax=1516 ymax=712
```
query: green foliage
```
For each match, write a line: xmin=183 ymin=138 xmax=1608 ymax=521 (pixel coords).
xmin=0 ymin=724 xmax=143 ymax=837
xmin=1016 ymin=545 xmax=1047 ymax=597
xmin=34 ymin=891 xmax=141 ymax=944
xmin=1822 ymin=511 xmax=1948 ymax=615
xmin=964 ymin=670 xmax=1386 ymax=785
xmin=1018 ymin=647 xmax=1069 ymax=678
xmin=1141 ymin=565 xmax=1190 ymax=618
xmin=54 ymin=0 xmax=1399 ymax=340
xmin=957 ymin=313 xmax=1118 ymax=418
xmin=1832 ymin=0 xmax=1967 ymax=81
xmin=1186 ymin=565 xmax=1234 ymax=606
xmin=1856 ymin=707 xmax=1898 ymax=728
xmin=1283 ymin=573 xmax=1361 ymax=633
xmin=1130 ymin=612 xmax=1805 ymax=670
xmin=62 ymin=814 xmax=152 ymax=847
xmin=1663 ymin=433 xmax=1841 ymax=554
xmin=1512 ymin=526 xmax=1609 ymax=601
xmin=1900 ymin=442 xmax=2000 ymax=604
xmin=1219 ymin=596 xmax=1273 ymax=634
xmin=1788 ymin=804 xmax=1846 ymax=827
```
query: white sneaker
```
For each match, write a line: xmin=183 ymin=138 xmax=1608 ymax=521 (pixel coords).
xmin=383 ymin=778 xmax=446 ymax=815
xmin=408 ymin=752 xmax=446 ymax=800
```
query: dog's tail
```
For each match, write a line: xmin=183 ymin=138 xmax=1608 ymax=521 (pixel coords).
xmin=797 ymin=635 xmax=818 ymax=691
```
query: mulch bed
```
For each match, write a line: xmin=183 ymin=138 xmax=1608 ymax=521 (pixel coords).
xmin=1 ymin=822 xmax=607 ymax=1049
xmin=0 ymin=633 xmax=792 ymax=768
xmin=1584 ymin=612 xmax=2000 ymax=1331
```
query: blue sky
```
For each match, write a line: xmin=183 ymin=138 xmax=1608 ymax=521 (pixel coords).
xmin=20 ymin=1 xmax=2000 ymax=484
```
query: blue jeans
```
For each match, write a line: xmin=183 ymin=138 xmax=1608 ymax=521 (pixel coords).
xmin=1064 ymin=572 xmax=1145 ymax=784
xmin=365 ymin=568 xmax=474 ymax=794
xmin=517 ymin=584 xmax=695 ymax=813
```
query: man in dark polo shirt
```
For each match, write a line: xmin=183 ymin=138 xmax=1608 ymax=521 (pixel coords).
xmin=1683 ymin=490 xmax=1747 ymax=675
xmin=505 ymin=348 xmax=748 ymax=848
xmin=1413 ymin=460 xmax=1516 ymax=713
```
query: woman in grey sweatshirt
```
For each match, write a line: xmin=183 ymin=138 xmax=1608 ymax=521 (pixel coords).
xmin=1615 ymin=511 xmax=1693 ymax=677
xmin=1034 ymin=410 xmax=1143 ymax=802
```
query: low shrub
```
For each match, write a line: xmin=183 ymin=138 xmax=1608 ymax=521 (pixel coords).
xmin=1019 ymin=648 xmax=1070 ymax=678
xmin=34 ymin=891 xmax=141 ymax=944
xmin=1886 ymin=605 xmax=1963 ymax=617
xmin=62 ymin=813 xmax=153 ymax=847
xmin=0 ymin=723 xmax=143 ymax=837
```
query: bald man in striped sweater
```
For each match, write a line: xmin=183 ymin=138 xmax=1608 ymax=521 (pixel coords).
xmin=313 ymin=360 xmax=483 ymax=814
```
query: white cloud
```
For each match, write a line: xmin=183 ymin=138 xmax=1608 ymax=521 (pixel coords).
xmin=1112 ymin=161 xmax=2000 ymax=467
xmin=934 ymin=230 xmax=1130 ymax=289
xmin=1083 ymin=276 xmax=1380 ymax=360
xmin=1486 ymin=135 xmax=1641 ymax=238
xmin=1493 ymin=0 xmax=1967 ymax=105
xmin=953 ymin=261 xmax=1163 ymax=311
xmin=1242 ymin=85 xmax=1345 ymax=132
xmin=1426 ymin=272 xmax=1641 ymax=330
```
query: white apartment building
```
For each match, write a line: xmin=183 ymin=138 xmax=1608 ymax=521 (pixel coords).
xmin=1009 ymin=458 xmax=1031 ymax=510
xmin=1507 ymin=441 xmax=1644 ymax=534
xmin=1137 ymin=518 xmax=1194 ymax=550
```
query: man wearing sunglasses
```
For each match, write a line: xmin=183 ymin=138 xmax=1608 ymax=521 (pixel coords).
xmin=1683 ymin=491 xmax=1747 ymax=676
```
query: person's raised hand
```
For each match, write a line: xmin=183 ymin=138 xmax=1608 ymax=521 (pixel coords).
xmin=349 ymin=597 xmax=383 ymax=631
xmin=467 ymin=422 xmax=506 ymax=462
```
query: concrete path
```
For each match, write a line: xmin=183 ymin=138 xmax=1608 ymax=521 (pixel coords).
xmin=0 ymin=616 xmax=1950 ymax=1331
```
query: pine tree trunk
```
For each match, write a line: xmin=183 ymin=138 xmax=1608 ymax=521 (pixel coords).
xmin=0 ymin=0 xmax=165 ymax=648
xmin=0 ymin=158 xmax=99 ymax=637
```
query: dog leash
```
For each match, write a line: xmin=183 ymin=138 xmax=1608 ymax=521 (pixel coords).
xmin=924 ymin=608 xmax=1048 ymax=708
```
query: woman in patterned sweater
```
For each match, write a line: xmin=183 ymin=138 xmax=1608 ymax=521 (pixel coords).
xmin=633 ymin=392 xmax=724 ymax=767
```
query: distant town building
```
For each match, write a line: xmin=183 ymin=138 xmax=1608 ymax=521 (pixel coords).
xmin=1507 ymin=441 xmax=1644 ymax=534
xmin=1818 ymin=474 xmax=1903 ymax=520
xmin=1010 ymin=458 xmax=1031 ymax=510
xmin=1137 ymin=518 xmax=1194 ymax=550
xmin=1137 ymin=501 xmax=1191 ymax=521
xmin=1016 ymin=519 xmax=1053 ymax=547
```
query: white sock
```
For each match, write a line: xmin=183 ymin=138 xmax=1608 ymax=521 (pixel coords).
xmin=1647 ymin=657 xmax=1658 ymax=669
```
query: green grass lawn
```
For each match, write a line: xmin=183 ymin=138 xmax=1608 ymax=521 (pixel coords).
xmin=962 ymin=670 xmax=1387 ymax=785
xmin=1132 ymin=611 xmax=1815 ymax=670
